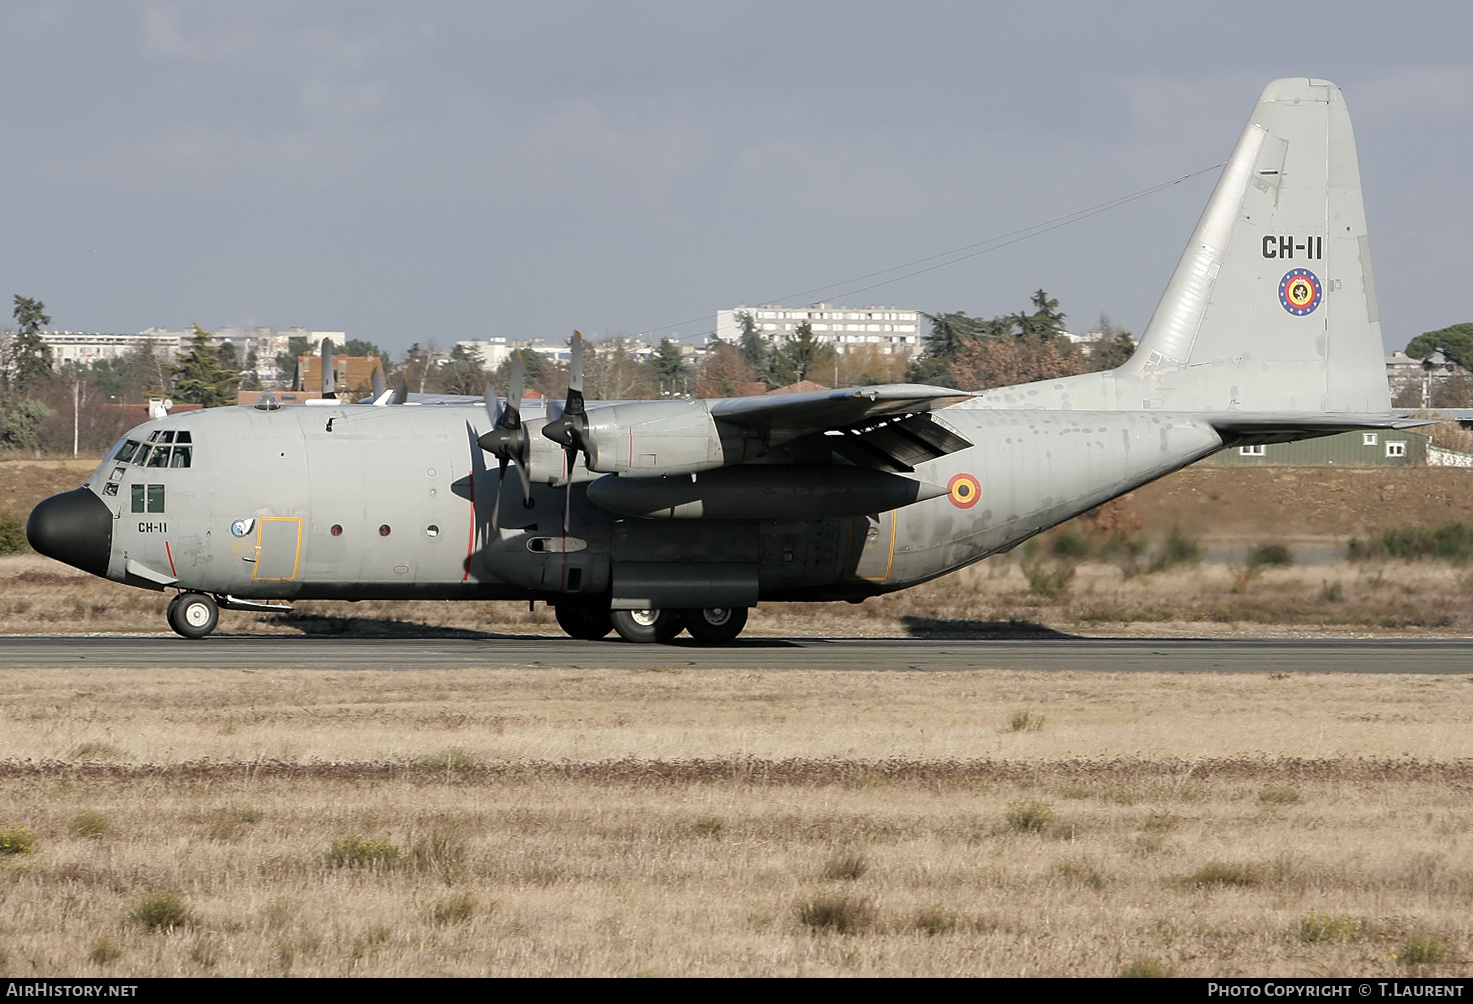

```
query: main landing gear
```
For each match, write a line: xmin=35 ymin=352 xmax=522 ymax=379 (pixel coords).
xmin=166 ymin=592 xmax=219 ymax=639
xmin=552 ymin=603 xmax=750 ymax=644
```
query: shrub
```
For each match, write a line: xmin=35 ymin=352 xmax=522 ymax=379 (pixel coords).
xmin=1119 ymin=958 xmax=1173 ymax=978
xmin=411 ymin=828 xmax=465 ymax=884
xmin=130 ymin=893 xmax=189 ymax=931
xmin=822 ymin=851 xmax=868 ymax=881
xmin=1149 ymin=526 xmax=1201 ymax=573
xmin=1025 ymin=562 xmax=1074 ymax=597
xmin=430 ymin=892 xmax=477 ymax=926
xmin=1247 ymin=543 xmax=1293 ymax=571
xmin=1351 ymin=523 xmax=1473 ymax=563
xmin=0 ymin=826 xmax=35 ymax=854
xmin=1258 ymin=786 xmax=1302 ymax=806
xmin=688 ymin=815 xmax=726 ymax=837
xmin=1009 ymin=710 xmax=1045 ymax=732
xmin=910 ymin=906 xmax=957 ymax=935
xmin=0 ymin=512 xmax=27 ymax=555
xmin=68 ymin=812 xmax=111 ymax=838
xmin=1183 ymin=862 xmax=1256 ymax=887
xmin=325 ymin=836 xmax=404 ymax=870
xmin=1397 ymin=931 xmax=1449 ymax=965
xmin=88 ymin=938 xmax=123 ymax=964
xmin=67 ymin=742 xmax=126 ymax=762
xmin=1006 ymin=800 xmax=1056 ymax=832
xmin=1051 ymin=532 xmax=1091 ymax=560
xmin=797 ymin=894 xmax=875 ymax=934
xmin=202 ymin=804 xmax=260 ymax=842
xmin=1298 ymin=911 xmax=1356 ymax=943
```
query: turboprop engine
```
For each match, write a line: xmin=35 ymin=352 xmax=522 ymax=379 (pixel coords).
xmin=579 ymin=400 xmax=753 ymax=476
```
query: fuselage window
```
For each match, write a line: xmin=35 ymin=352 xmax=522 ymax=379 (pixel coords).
xmin=176 ymin=431 xmax=192 ymax=444
xmin=116 ymin=440 xmax=141 ymax=464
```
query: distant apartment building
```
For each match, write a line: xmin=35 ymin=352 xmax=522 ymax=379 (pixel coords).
xmin=455 ymin=336 xmax=678 ymax=367
xmin=1385 ymin=350 xmax=1471 ymax=408
xmin=38 ymin=327 xmax=345 ymax=385
xmin=715 ymin=305 xmax=923 ymax=355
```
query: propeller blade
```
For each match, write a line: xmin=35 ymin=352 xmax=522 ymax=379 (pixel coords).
xmin=392 ymin=374 xmax=408 ymax=405
xmin=477 ymin=355 xmax=534 ymax=508
xmin=371 ymin=366 xmax=386 ymax=400
xmin=320 ymin=338 xmax=336 ymax=398
xmin=542 ymin=332 xmax=589 ymax=465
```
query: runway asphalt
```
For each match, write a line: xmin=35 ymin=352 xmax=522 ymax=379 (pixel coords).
xmin=1 ymin=634 xmax=1470 ymax=673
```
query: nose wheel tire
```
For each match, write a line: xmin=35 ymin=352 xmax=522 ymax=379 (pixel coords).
xmin=555 ymin=602 xmax=614 ymax=640
xmin=610 ymin=608 xmax=684 ymax=644
xmin=168 ymin=592 xmax=219 ymax=639
xmin=683 ymin=607 xmax=749 ymax=644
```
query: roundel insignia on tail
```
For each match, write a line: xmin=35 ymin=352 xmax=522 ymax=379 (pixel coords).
xmin=1279 ymin=268 xmax=1322 ymax=316
xmin=947 ymin=473 xmax=981 ymax=509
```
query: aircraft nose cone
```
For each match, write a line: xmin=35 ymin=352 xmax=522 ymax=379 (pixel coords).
xmin=26 ymin=487 xmax=113 ymax=578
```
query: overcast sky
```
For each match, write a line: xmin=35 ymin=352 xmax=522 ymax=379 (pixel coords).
xmin=2 ymin=1 xmax=1469 ymax=356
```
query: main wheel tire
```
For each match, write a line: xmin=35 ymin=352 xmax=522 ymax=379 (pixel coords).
xmin=610 ymin=608 xmax=684 ymax=644
xmin=683 ymin=607 xmax=749 ymax=644
xmin=555 ymin=602 xmax=614 ymax=640
xmin=168 ymin=592 xmax=219 ymax=639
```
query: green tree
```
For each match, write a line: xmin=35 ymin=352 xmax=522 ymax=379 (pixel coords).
xmin=1405 ymin=323 xmax=1473 ymax=371
xmin=1017 ymin=288 xmax=1067 ymax=341
xmin=436 ymin=343 xmax=488 ymax=396
xmin=1 ymin=398 xmax=53 ymax=452
xmin=734 ymin=311 xmax=772 ymax=386
xmin=276 ymin=334 xmax=313 ymax=382
xmin=171 ymin=325 xmax=240 ymax=407
xmin=10 ymin=295 xmax=53 ymax=393
xmin=769 ymin=322 xmax=835 ymax=387
xmin=649 ymin=338 xmax=690 ymax=396
xmin=492 ymin=348 xmax=548 ymax=394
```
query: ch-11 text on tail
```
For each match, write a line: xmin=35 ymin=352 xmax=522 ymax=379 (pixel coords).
xmin=29 ymin=78 xmax=1417 ymax=643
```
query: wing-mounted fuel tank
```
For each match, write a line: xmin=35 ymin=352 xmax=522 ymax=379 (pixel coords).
xmin=579 ymin=400 xmax=758 ymax=476
xmin=586 ymin=465 xmax=946 ymax=519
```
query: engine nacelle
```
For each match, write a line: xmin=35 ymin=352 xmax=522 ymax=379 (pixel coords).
xmin=587 ymin=465 xmax=947 ymax=519
xmin=581 ymin=401 xmax=750 ymax=476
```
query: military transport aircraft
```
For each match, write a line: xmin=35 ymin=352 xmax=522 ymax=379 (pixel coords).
xmin=27 ymin=78 xmax=1414 ymax=643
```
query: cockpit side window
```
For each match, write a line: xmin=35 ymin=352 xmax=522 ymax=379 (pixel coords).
xmin=132 ymin=445 xmax=152 ymax=467
xmin=146 ymin=447 xmax=170 ymax=468
xmin=116 ymin=440 xmax=141 ymax=464
xmin=170 ymin=446 xmax=191 ymax=468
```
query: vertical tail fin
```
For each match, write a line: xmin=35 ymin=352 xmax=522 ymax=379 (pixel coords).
xmin=1120 ymin=77 xmax=1389 ymax=414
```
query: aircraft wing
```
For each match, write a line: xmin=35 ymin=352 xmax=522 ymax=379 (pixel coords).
xmin=708 ymin=383 xmax=971 ymax=432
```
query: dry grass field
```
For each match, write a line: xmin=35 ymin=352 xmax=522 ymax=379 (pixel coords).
xmin=3 ymin=457 xmax=1473 ymax=976
xmin=1 ymin=668 xmax=1471 ymax=977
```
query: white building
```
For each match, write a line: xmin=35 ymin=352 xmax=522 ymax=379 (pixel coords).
xmin=39 ymin=327 xmax=344 ymax=384
xmin=715 ymin=304 xmax=923 ymax=355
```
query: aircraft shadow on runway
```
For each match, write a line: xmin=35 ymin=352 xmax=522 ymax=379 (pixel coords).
xmin=900 ymin=616 xmax=1078 ymax=640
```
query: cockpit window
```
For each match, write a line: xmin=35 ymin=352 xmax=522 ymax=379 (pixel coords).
xmin=119 ymin=431 xmax=192 ymax=469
